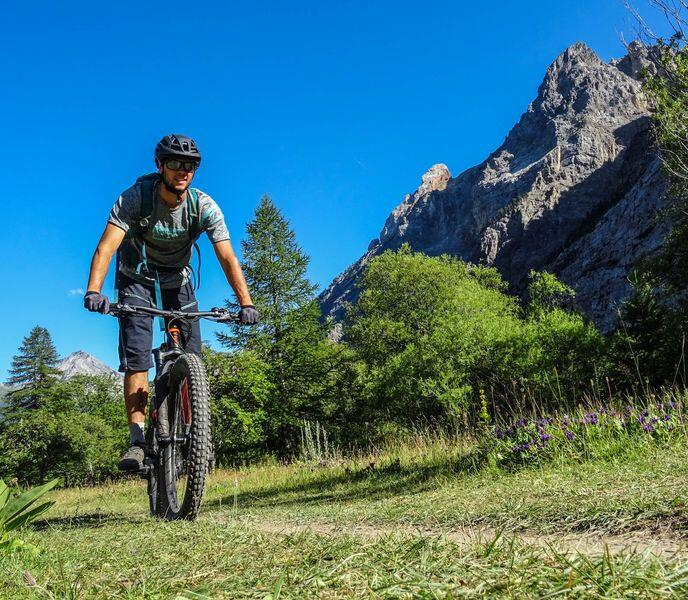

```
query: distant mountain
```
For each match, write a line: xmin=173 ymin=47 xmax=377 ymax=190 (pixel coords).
xmin=0 ymin=352 xmax=119 ymax=409
xmin=320 ymin=41 xmax=670 ymax=331
xmin=57 ymin=351 xmax=121 ymax=380
xmin=0 ymin=382 xmax=18 ymax=399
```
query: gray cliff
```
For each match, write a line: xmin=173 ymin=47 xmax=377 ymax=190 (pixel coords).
xmin=320 ymin=42 xmax=671 ymax=330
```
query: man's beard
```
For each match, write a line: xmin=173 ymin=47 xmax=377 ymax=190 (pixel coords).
xmin=161 ymin=172 xmax=191 ymax=196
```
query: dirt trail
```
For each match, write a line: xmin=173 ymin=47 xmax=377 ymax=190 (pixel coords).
xmin=241 ymin=517 xmax=687 ymax=558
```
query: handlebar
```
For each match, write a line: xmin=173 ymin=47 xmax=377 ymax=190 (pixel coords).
xmin=108 ymin=302 xmax=240 ymax=323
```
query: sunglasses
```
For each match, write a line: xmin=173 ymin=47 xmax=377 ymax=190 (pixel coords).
xmin=164 ymin=159 xmax=199 ymax=172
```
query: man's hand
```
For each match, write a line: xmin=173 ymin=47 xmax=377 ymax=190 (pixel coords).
xmin=239 ymin=305 xmax=260 ymax=325
xmin=84 ymin=291 xmax=110 ymax=314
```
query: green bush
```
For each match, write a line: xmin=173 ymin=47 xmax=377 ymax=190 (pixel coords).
xmin=204 ymin=348 xmax=274 ymax=464
xmin=346 ymin=247 xmax=609 ymax=433
xmin=0 ymin=409 xmax=119 ymax=486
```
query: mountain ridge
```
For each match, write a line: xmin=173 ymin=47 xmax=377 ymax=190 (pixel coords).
xmin=1 ymin=351 xmax=120 ymax=398
xmin=57 ymin=351 xmax=121 ymax=380
xmin=320 ymin=41 xmax=669 ymax=330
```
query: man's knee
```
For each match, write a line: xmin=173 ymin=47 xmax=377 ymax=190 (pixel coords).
xmin=124 ymin=369 xmax=149 ymax=385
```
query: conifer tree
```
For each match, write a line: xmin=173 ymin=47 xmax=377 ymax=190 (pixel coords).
xmin=5 ymin=325 xmax=62 ymax=410
xmin=218 ymin=196 xmax=344 ymax=454
xmin=219 ymin=195 xmax=318 ymax=351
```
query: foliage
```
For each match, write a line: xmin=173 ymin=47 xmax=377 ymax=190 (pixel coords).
xmin=526 ymin=270 xmax=576 ymax=316
xmin=640 ymin=27 xmax=688 ymax=297
xmin=0 ymin=369 xmax=125 ymax=487
xmin=610 ymin=272 xmax=686 ymax=391
xmin=218 ymin=195 xmax=317 ymax=354
xmin=0 ymin=478 xmax=57 ymax=555
xmin=483 ymin=390 xmax=684 ymax=469
xmin=0 ymin=409 xmax=120 ymax=486
xmin=204 ymin=347 xmax=273 ymax=464
xmin=217 ymin=196 xmax=356 ymax=455
xmin=346 ymin=246 xmax=609 ymax=434
xmin=643 ymin=32 xmax=688 ymax=202
xmin=5 ymin=325 xmax=62 ymax=411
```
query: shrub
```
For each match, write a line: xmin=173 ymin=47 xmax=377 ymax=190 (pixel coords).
xmin=346 ymin=247 xmax=609 ymax=433
xmin=204 ymin=348 xmax=274 ymax=464
xmin=0 ymin=410 xmax=119 ymax=486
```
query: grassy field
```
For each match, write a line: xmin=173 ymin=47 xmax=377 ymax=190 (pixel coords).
xmin=2 ymin=432 xmax=688 ymax=598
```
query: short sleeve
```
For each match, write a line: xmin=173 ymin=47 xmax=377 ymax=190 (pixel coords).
xmin=108 ymin=185 xmax=141 ymax=233
xmin=199 ymin=193 xmax=230 ymax=243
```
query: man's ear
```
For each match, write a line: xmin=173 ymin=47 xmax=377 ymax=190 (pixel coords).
xmin=156 ymin=159 xmax=163 ymax=174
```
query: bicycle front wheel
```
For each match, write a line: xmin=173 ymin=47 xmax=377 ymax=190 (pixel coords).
xmin=158 ymin=353 xmax=211 ymax=520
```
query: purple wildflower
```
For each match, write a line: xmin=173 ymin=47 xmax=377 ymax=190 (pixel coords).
xmin=642 ymin=423 xmax=654 ymax=433
xmin=565 ymin=431 xmax=575 ymax=441
xmin=540 ymin=433 xmax=552 ymax=442
xmin=663 ymin=414 xmax=672 ymax=422
xmin=584 ymin=413 xmax=599 ymax=425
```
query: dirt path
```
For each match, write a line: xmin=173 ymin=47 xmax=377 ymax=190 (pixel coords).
xmin=238 ymin=517 xmax=687 ymax=558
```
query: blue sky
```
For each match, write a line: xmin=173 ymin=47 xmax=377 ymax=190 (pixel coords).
xmin=0 ymin=0 xmax=673 ymax=378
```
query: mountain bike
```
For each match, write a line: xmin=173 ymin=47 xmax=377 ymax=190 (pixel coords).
xmin=108 ymin=302 xmax=238 ymax=521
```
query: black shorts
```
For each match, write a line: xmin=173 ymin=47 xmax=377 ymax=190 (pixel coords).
xmin=117 ymin=274 xmax=202 ymax=373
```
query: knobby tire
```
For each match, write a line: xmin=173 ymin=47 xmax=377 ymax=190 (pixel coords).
xmin=157 ymin=353 xmax=211 ymax=520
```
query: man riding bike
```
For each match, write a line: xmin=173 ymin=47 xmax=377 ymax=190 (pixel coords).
xmin=84 ymin=134 xmax=258 ymax=471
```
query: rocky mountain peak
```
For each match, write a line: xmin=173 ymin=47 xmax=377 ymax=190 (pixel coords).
xmin=58 ymin=351 xmax=121 ymax=380
xmin=550 ymin=41 xmax=599 ymax=70
xmin=320 ymin=42 xmax=670 ymax=330
xmin=532 ymin=41 xmax=645 ymax=122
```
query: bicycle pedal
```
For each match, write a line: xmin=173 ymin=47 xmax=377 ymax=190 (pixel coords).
xmin=137 ymin=464 xmax=151 ymax=479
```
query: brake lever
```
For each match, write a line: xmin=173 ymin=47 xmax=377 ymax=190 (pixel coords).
xmin=109 ymin=303 xmax=136 ymax=316
xmin=209 ymin=307 xmax=238 ymax=323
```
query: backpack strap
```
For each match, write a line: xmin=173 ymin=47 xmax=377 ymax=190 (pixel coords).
xmin=187 ymin=187 xmax=202 ymax=291
xmin=187 ymin=187 xmax=201 ymax=240
xmin=134 ymin=173 xmax=158 ymax=235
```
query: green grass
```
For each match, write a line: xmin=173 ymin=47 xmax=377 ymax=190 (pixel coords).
xmin=2 ymin=431 xmax=688 ymax=597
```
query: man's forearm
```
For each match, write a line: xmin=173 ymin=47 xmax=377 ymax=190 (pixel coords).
xmin=218 ymin=253 xmax=253 ymax=306
xmin=86 ymin=246 xmax=115 ymax=293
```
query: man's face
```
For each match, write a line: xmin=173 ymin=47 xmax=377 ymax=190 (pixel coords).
xmin=158 ymin=159 xmax=196 ymax=194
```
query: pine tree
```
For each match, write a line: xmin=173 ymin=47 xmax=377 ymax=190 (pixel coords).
xmin=218 ymin=196 xmax=341 ymax=454
xmin=6 ymin=325 xmax=62 ymax=410
xmin=219 ymin=195 xmax=318 ymax=351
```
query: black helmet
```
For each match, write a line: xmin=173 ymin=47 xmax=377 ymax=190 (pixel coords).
xmin=154 ymin=134 xmax=202 ymax=166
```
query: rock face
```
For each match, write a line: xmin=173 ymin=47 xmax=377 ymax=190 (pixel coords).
xmin=320 ymin=42 xmax=671 ymax=330
xmin=57 ymin=351 xmax=121 ymax=380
